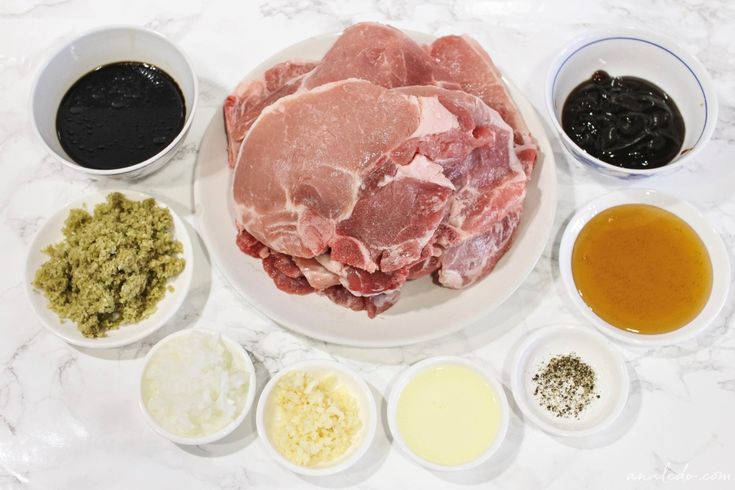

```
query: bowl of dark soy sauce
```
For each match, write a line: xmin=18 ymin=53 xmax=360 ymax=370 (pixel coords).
xmin=546 ymin=28 xmax=717 ymax=179
xmin=31 ymin=26 xmax=198 ymax=179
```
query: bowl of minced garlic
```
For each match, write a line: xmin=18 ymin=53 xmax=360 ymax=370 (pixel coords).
xmin=256 ymin=360 xmax=378 ymax=476
xmin=25 ymin=190 xmax=193 ymax=348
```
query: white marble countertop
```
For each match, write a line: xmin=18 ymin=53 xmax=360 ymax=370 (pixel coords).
xmin=2 ymin=1 xmax=734 ymax=489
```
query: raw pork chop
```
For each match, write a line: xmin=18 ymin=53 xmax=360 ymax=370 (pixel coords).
xmin=232 ymin=77 xmax=521 ymax=313
xmin=224 ymin=23 xmax=435 ymax=166
xmin=224 ymin=61 xmax=316 ymax=167
xmin=226 ymin=23 xmax=537 ymax=316
xmin=430 ymin=35 xmax=538 ymax=175
xmin=232 ymin=79 xmax=456 ymax=297
xmin=393 ymin=85 xmax=527 ymax=288
xmin=301 ymin=23 xmax=435 ymax=89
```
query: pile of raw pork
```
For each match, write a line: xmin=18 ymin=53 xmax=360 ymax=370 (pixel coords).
xmin=224 ymin=23 xmax=537 ymax=317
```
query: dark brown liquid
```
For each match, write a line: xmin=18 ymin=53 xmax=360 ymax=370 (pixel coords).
xmin=561 ymin=71 xmax=685 ymax=170
xmin=56 ymin=62 xmax=185 ymax=170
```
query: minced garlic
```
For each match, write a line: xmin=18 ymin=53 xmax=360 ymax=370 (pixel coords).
xmin=270 ymin=370 xmax=361 ymax=466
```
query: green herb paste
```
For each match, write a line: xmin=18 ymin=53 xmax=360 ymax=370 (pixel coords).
xmin=33 ymin=192 xmax=185 ymax=338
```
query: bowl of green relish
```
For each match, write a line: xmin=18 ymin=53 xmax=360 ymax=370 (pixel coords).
xmin=25 ymin=190 xmax=193 ymax=348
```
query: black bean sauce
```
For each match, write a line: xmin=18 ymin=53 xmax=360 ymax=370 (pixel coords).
xmin=561 ymin=70 xmax=685 ymax=170
xmin=56 ymin=62 xmax=185 ymax=170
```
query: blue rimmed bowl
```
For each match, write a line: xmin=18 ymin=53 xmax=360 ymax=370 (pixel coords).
xmin=31 ymin=26 xmax=198 ymax=179
xmin=546 ymin=28 xmax=717 ymax=179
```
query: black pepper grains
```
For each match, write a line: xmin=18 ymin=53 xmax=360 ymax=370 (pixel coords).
xmin=531 ymin=354 xmax=599 ymax=418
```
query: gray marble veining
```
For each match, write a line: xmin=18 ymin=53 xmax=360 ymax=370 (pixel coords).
xmin=1 ymin=1 xmax=734 ymax=489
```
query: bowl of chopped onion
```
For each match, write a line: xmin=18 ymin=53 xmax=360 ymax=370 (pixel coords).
xmin=139 ymin=329 xmax=256 ymax=445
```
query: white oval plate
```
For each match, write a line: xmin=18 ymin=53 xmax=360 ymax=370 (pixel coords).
xmin=25 ymin=190 xmax=194 ymax=348
xmin=559 ymin=188 xmax=730 ymax=346
xmin=194 ymin=31 xmax=557 ymax=347
xmin=510 ymin=325 xmax=629 ymax=437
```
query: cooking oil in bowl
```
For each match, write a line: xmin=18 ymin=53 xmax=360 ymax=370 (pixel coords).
xmin=572 ymin=204 xmax=712 ymax=334
xmin=395 ymin=363 xmax=502 ymax=467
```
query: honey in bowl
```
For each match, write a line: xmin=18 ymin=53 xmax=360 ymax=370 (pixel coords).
xmin=572 ymin=204 xmax=712 ymax=334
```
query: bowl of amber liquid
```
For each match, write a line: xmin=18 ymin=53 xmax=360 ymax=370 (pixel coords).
xmin=559 ymin=188 xmax=729 ymax=345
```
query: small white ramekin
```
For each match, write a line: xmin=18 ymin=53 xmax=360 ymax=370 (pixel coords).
xmin=546 ymin=28 xmax=717 ymax=179
xmin=31 ymin=25 xmax=198 ymax=179
xmin=559 ymin=188 xmax=730 ymax=345
xmin=255 ymin=359 xmax=378 ymax=476
xmin=511 ymin=325 xmax=629 ymax=437
xmin=139 ymin=329 xmax=257 ymax=445
xmin=386 ymin=356 xmax=510 ymax=472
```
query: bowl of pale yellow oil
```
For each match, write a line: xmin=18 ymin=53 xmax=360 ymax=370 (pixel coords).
xmin=387 ymin=356 xmax=509 ymax=471
xmin=559 ymin=188 xmax=730 ymax=345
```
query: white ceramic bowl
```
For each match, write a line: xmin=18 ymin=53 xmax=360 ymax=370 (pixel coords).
xmin=24 ymin=190 xmax=194 ymax=348
xmin=31 ymin=25 xmax=198 ymax=179
xmin=511 ymin=325 xmax=629 ymax=437
xmin=255 ymin=359 xmax=378 ymax=476
xmin=546 ymin=28 xmax=717 ymax=179
xmin=139 ymin=329 xmax=257 ymax=445
xmin=386 ymin=356 xmax=510 ymax=471
xmin=559 ymin=188 xmax=730 ymax=345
